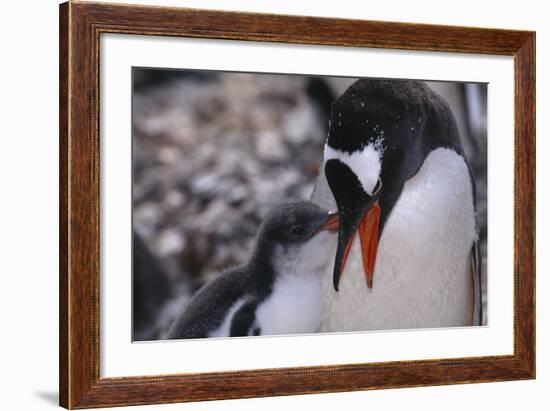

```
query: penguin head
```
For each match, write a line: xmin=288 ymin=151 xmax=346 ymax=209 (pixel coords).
xmin=255 ymin=202 xmax=339 ymax=276
xmin=324 ymin=79 xmax=434 ymax=291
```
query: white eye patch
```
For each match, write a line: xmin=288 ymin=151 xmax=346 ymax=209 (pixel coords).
xmin=324 ymin=143 xmax=382 ymax=195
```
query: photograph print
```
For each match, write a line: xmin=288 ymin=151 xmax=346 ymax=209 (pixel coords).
xmin=132 ymin=68 xmax=487 ymax=342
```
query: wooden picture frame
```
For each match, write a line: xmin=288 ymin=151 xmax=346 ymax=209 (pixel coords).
xmin=59 ymin=1 xmax=535 ymax=408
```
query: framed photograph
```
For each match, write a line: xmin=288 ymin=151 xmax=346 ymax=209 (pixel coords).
xmin=59 ymin=1 xmax=535 ymax=408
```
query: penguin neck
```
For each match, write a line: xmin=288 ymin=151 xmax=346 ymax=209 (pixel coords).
xmin=249 ymin=231 xmax=335 ymax=295
xmin=272 ymin=238 xmax=333 ymax=280
xmin=247 ymin=241 xmax=278 ymax=292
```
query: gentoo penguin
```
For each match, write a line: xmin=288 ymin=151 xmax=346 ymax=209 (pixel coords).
xmin=311 ymin=79 xmax=482 ymax=332
xmin=168 ymin=202 xmax=339 ymax=339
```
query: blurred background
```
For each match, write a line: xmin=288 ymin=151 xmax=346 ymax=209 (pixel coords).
xmin=132 ymin=68 xmax=487 ymax=341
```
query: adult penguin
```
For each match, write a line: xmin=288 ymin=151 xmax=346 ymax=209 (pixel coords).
xmin=311 ymin=79 xmax=482 ymax=332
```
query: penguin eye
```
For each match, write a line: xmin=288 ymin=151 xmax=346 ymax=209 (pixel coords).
xmin=373 ymin=178 xmax=383 ymax=195
xmin=291 ymin=225 xmax=304 ymax=236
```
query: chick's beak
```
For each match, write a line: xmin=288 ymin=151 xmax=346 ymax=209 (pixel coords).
xmin=318 ymin=212 xmax=339 ymax=232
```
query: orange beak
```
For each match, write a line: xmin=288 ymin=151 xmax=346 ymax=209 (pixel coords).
xmin=325 ymin=159 xmax=382 ymax=291
xmin=318 ymin=213 xmax=340 ymax=232
xmin=334 ymin=202 xmax=380 ymax=289
xmin=357 ymin=202 xmax=381 ymax=288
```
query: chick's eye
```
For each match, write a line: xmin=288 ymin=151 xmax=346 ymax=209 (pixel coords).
xmin=291 ymin=225 xmax=304 ymax=235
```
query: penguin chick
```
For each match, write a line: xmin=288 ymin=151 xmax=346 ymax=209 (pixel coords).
xmin=168 ymin=202 xmax=338 ymax=339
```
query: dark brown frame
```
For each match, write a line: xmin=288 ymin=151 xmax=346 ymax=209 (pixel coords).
xmin=59 ymin=1 xmax=536 ymax=409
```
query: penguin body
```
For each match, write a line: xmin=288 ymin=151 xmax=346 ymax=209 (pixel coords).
xmin=313 ymin=79 xmax=482 ymax=331
xmin=317 ymin=147 xmax=476 ymax=331
xmin=168 ymin=202 xmax=338 ymax=339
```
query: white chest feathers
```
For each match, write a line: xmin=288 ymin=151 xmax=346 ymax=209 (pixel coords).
xmin=315 ymin=147 xmax=477 ymax=332
xmin=255 ymin=232 xmax=334 ymax=335
xmin=255 ymin=274 xmax=324 ymax=335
